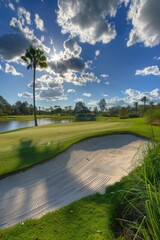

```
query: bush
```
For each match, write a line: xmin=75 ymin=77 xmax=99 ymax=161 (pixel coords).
xmin=146 ymin=107 xmax=160 ymax=125
xmin=128 ymin=113 xmax=139 ymax=118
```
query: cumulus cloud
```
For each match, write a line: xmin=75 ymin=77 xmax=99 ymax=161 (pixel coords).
xmin=18 ymin=92 xmax=33 ymax=98
xmin=123 ymin=88 xmax=160 ymax=104
xmin=154 ymin=56 xmax=160 ymax=61
xmin=38 ymin=88 xmax=66 ymax=101
xmin=100 ymin=74 xmax=109 ymax=78
xmin=105 ymin=81 xmax=109 ymax=85
xmin=87 ymin=100 xmax=99 ymax=106
xmin=5 ymin=63 xmax=23 ymax=76
xmin=0 ymin=64 xmax=3 ymax=71
xmin=63 ymin=38 xmax=82 ymax=57
xmin=0 ymin=17 xmax=50 ymax=61
xmin=67 ymin=89 xmax=76 ymax=93
xmin=35 ymin=14 xmax=45 ymax=31
xmin=135 ymin=66 xmax=160 ymax=76
xmin=105 ymin=97 xmax=126 ymax=107
xmin=8 ymin=2 xmax=15 ymax=10
xmin=127 ymin=0 xmax=160 ymax=47
xmin=83 ymin=92 xmax=92 ymax=97
xmin=103 ymin=94 xmax=108 ymax=97
xmin=95 ymin=50 xmax=100 ymax=57
xmin=0 ymin=31 xmax=31 ymax=61
xmin=57 ymin=0 xmax=128 ymax=44
xmin=74 ymin=98 xmax=83 ymax=102
xmin=28 ymin=74 xmax=63 ymax=90
xmin=48 ymin=57 xmax=85 ymax=74
xmin=81 ymin=72 xmax=100 ymax=83
xmin=19 ymin=74 xmax=66 ymax=101
xmin=59 ymin=72 xmax=100 ymax=86
xmin=18 ymin=6 xmax=31 ymax=25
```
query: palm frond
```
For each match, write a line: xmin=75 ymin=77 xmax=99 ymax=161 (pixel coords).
xmin=27 ymin=64 xmax=32 ymax=70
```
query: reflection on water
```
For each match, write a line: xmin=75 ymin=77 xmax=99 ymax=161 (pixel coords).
xmin=0 ymin=118 xmax=73 ymax=132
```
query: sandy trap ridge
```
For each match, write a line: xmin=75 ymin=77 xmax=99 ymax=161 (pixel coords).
xmin=0 ymin=134 xmax=147 ymax=228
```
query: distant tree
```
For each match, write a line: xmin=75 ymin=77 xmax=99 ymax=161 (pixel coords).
xmin=108 ymin=106 xmax=119 ymax=117
xmin=21 ymin=45 xmax=47 ymax=126
xmin=0 ymin=95 xmax=13 ymax=115
xmin=149 ymin=101 xmax=154 ymax=108
xmin=140 ymin=96 xmax=149 ymax=111
xmin=74 ymin=102 xmax=89 ymax=113
xmin=93 ymin=106 xmax=98 ymax=115
xmin=98 ymin=99 xmax=107 ymax=113
xmin=134 ymin=102 xmax=138 ymax=114
xmin=119 ymin=106 xmax=128 ymax=118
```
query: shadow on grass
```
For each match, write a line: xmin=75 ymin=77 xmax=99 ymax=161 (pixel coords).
xmin=16 ymin=139 xmax=63 ymax=172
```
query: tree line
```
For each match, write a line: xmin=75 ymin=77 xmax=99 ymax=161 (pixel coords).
xmin=0 ymin=94 xmax=158 ymax=118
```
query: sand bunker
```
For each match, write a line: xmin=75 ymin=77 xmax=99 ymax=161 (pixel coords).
xmin=0 ymin=134 xmax=147 ymax=228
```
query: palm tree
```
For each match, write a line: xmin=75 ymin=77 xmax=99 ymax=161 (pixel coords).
xmin=21 ymin=45 xmax=47 ymax=126
xmin=140 ymin=96 xmax=149 ymax=112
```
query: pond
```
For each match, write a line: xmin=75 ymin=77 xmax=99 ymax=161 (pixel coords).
xmin=0 ymin=118 xmax=73 ymax=132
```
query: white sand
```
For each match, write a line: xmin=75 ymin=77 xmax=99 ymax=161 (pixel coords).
xmin=0 ymin=134 xmax=147 ymax=228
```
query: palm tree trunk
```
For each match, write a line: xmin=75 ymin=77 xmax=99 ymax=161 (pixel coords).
xmin=33 ymin=66 xmax=38 ymax=126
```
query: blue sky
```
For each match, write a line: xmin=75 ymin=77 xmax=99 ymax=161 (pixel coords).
xmin=0 ymin=0 xmax=160 ymax=109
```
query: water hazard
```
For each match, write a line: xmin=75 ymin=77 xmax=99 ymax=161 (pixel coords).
xmin=0 ymin=118 xmax=73 ymax=132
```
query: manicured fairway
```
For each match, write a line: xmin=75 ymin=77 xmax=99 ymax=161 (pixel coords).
xmin=0 ymin=121 xmax=129 ymax=177
xmin=0 ymin=118 xmax=159 ymax=177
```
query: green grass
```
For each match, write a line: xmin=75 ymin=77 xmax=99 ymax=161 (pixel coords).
xmin=0 ymin=118 xmax=160 ymax=177
xmin=0 ymin=120 xmax=129 ymax=177
xmin=116 ymin=142 xmax=160 ymax=240
xmin=0 ymin=117 xmax=159 ymax=239
xmin=0 ymin=182 xmax=125 ymax=240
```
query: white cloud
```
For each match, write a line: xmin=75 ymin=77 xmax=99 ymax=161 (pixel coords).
xmin=83 ymin=93 xmax=92 ymax=97
xmin=81 ymin=72 xmax=100 ymax=84
xmin=74 ymin=98 xmax=83 ymax=102
xmin=48 ymin=56 xmax=85 ymax=75
xmin=57 ymin=0 xmax=128 ymax=44
xmin=28 ymin=75 xmax=64 ymax=90
xmin=19 ymin=74 xmax=67 ymax=101
xmin=105 ymin=81 xmax=109 ymax=85
xmin=95 ymin=50 xmax=100 ymax=57
xmin=18 ymin=92 xmax=33 ymax=98
xmin=87 ymin=100 xmax=99 ymax=106
xmin=0 ymin=17 xmax=50 ymax=61
xmin=35 ymin=14 xmax=45 ymax=31
xmin=100 ymin=74 xmax=109 ymax=78
xmin=0 ymin=64 xmax=3 ymax=71
xmin=67 ymin=89 xmax=76 ymax=93
xmin=8 ymin=2 xmax=15 ymax=10
xmin=127 ymin=0 xmax=160 ymax=47
xmin=123 ymin=88 xmax=160 ymax=104
xmin=103 ymin=94 xmax=108 ymax=97
xmin=63 ymin=38 xmax=82 ymax=58
xmin=135 ymin=66 xmax=160 ymax=76
xmin=18 ymin=7 xmax=31 ymax=25
xmin=154 ymin=56 xmax=160 ymax=61
xmin=5 ymin=63 xmax=23 ymax=77
xmin=38 ymin=88 xmax=66 ymax=101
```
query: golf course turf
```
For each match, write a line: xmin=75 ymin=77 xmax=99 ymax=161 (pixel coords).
xmin=0 ymin=117 xmax=159 ymax=239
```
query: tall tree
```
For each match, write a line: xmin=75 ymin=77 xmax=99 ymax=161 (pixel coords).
xmin=98 ymin=99 xmax=107 ymax=113
xmin=21 ymin=45 xmax=47 ymax=126
xmin=140 ymin=96 xmax=149 ymax=112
